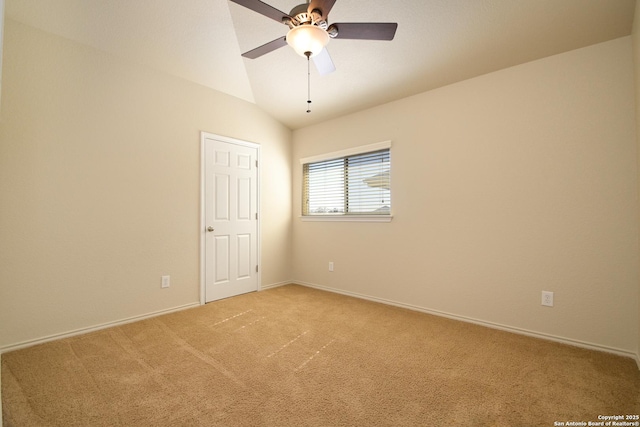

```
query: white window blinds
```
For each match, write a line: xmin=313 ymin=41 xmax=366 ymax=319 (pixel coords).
xmin=303 ymin=147 xmax=391 ymax=216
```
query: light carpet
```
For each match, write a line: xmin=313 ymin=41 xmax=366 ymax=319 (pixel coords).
xmin=2 ymin=284 xmax=639 ymax=426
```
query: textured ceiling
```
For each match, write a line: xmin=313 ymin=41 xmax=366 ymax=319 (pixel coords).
xmin=5 ymin=0 xmax=637 ymax=129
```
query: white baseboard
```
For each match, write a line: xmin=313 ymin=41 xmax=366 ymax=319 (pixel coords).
xmin=2 ymin=283 xmax=637 ymax=372
xmin=260 ymin=281 xmax=292 ymax=291
xmin=0 ymin=302 xmax=200 ymax=354
xmin=1 ymin=283 xmax=294 ymax=354
xmin=294 ymin=280 xmax=639 ymax=363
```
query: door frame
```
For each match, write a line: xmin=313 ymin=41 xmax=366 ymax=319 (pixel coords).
xmin=200 ymin=132 xmax=261 ymax=305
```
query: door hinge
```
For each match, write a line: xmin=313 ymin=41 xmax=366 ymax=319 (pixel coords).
xmin=256 ymin=265 xmax=259 ymax=273
xmin=255 ymin=212 xmax=258 ymax=220
xmin=255 ymin=160 xmax=258 ymax=168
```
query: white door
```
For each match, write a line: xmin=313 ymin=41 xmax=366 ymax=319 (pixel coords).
xmin=203 ymin=135 xmax=259 ymax=302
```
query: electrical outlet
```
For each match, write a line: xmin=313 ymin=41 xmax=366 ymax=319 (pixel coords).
xmin=541 ymin=291 xmax=553 ymax=307
xmin=329 ymin=262 xmax=334 ymax=272
xmin=161 ymin=275 xmax=170 ymax=288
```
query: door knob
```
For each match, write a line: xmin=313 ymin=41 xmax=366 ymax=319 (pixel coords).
xmin=207 ymin=226 xmax=214 ymax=232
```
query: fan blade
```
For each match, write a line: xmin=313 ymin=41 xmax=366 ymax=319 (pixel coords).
xmin=312 ymin=48 xmax=336 ymax=75
xmin=229 ymin=0 xmax=290 ymax=23
xmin=242 ymin=36 xmax=287 ymax=59
xmin=331 ymin=22 xmax=398 ymax=40
xmin=307 ymin=0 xmax=337 ymax=18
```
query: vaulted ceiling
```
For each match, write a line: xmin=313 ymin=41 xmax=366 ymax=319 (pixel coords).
xmin=6 ymin=0 xmax=636 ymax=129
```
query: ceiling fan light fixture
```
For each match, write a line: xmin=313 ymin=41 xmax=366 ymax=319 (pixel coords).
xmin=286 ymin=24 xmax=329 ymax=57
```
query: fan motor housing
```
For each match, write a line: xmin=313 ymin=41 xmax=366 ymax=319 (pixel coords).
xmin=286 ymin=3 xmax=327 ymax=29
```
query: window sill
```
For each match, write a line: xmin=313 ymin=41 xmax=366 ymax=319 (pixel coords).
xmin=300 ymin=215 xmax=393 ymax=223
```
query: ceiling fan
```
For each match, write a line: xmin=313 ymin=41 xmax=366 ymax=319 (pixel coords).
xmin=230 ymin=0 xmax=398 ymax=76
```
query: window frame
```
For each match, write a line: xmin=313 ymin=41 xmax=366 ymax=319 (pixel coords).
xmin=299 ymin=141 xmax=392 ymax=223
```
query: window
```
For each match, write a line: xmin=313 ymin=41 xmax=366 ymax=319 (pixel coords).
xmin=301 ymin=142 xmax=391 ymax=221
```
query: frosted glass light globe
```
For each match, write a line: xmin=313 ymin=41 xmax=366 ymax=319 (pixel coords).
xmin=286 ymin=25 xmax=329 ymax=57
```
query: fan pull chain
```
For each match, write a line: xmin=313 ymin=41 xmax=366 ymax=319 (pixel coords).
xmin=305 ymin=51 xmax=312 ymax=113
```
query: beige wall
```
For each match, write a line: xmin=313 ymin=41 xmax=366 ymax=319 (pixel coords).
xmin=292 ymin=37 xmax=639 ymax=354
xmin=0 ymin=19 xmax=292 ymax=350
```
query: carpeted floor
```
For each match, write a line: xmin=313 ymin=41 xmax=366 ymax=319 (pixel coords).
xmin=2 ymin=284 xmax=640 ymax=426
